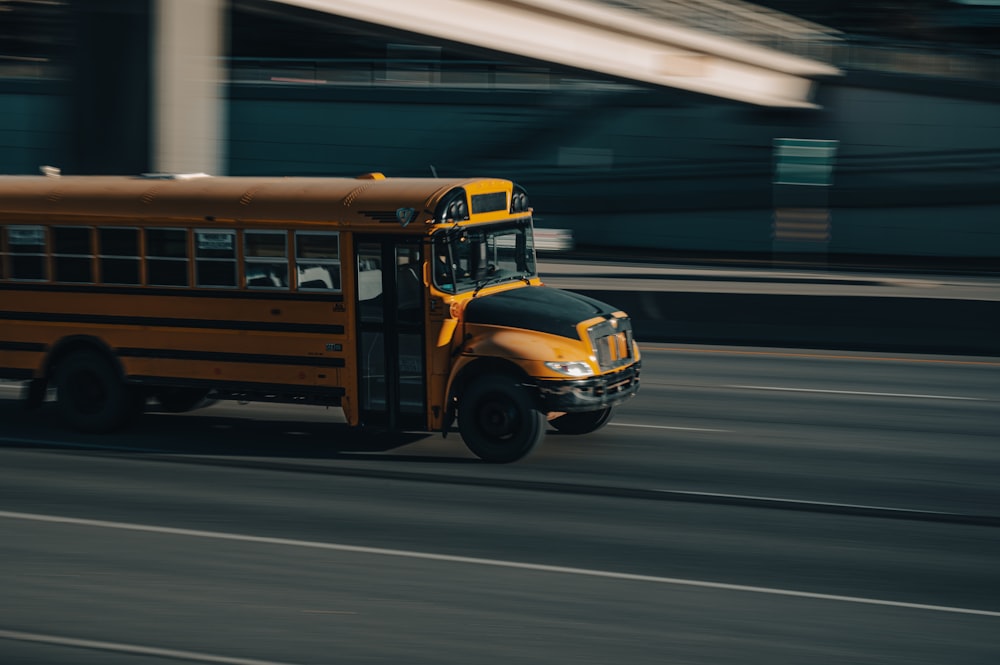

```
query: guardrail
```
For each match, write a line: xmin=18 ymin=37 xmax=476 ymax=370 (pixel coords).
xmin=227 ymin=57 xmax=632 ymax=91
xmin=603 ymin=0 xmax=841 ymax=63
xmin=571 ymin=287 xmax=1000 ymax=355
xmin=4 ymin=41 xmax=999 ymax=89
xmin=834 ymin=37 xmax=1000 ymax=83
xmin=225 ymin=44 xmax=1000 ymax=90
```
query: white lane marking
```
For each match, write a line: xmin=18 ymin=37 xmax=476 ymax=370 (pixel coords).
xmin=2 ymin=510 xmax=997 ymax=618
xmin=658 ymin=489 xmax=969 ymax=519
xmin=0 ymin=628 xmax=301 ymax=665
xmin=727 ymin=385 xmax=987 ymax=401
xmin=609 ymin=422 xmax=728 ymax=433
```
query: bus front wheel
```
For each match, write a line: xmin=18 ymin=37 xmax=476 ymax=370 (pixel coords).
xmin=550 ymin=407 xmax=615 ymax=435
xmin=55 ymin=350 xmax=136 ymax=433
xmin=458 ymin=375 xmax=545 ymax=463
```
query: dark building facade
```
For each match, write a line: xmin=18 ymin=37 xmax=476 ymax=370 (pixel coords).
xmin=2 ymin=0 xmax=998 ymax=261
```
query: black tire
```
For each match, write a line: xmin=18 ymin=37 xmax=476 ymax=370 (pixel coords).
xmin=458 ymin=374 xmax=545 ymax=463
xmin=154 ymin=387 xmax=212 ymax=413
xmin=55 ymin=350 xmax=133 ymax=433
xmin=550 ymin=407 xmax=615 ymax=435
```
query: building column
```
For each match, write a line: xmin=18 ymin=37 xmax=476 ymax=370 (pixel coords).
xmin=153 ymin=0 xmax=226 ymax=175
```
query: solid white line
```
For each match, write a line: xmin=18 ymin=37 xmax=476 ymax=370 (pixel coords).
xmin=727 ymin=385 xmax=986 ymax=401
xmin=659 ymin=489 xmax=964 ymax=518
xmin=0 ymin=629 xmax=301 ymax=665
xmin=609 ymin=422 xmax=728 ymax=432
xmin=2 ymin=510 xmax=997 ymax=618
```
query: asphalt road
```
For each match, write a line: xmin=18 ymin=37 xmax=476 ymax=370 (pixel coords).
xmin=1 ymin=345 xmax=998 ymax=664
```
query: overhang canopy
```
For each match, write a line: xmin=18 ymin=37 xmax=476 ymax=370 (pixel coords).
xmin=273 ymin=0 xmax=840 ymax=108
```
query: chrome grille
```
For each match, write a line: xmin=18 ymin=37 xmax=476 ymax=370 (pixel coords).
xmin=587 ymin=317 xmax=634 ymax=372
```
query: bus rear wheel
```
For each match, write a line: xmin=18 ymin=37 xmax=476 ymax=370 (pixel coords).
xmin=458 ymin=374 xmax=545 ymax=463
xmin=550 ymin=407 xmax=615 ymax=435
xmin=55 ymin=350 xmax=136 ymax=433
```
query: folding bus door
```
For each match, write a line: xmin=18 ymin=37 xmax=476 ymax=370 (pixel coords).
xmin=355 ymin=238 xmax=426 ymax=430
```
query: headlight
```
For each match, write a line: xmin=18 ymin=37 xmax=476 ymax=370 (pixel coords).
xmin=544 ymin=361 xmax=594 ymax=377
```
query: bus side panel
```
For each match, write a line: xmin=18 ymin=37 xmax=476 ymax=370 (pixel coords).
xmin=0 ymin=287 xmax=352 ymax=398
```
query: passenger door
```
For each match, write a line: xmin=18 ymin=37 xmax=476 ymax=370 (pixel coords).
xmin=355 ymin=238 xmax=426 ymax=430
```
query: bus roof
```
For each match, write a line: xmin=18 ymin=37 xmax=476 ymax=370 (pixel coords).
xmin=0 ymin=174 xmax=514 ymax=227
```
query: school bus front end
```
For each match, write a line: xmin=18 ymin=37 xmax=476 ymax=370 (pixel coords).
xmin=436 ymin=287 xmax=640 ymax=462
xmin=458 ymin=285 xmax=639 ymax=406
xmin=425 ymin=187 xmax=641 ymax=463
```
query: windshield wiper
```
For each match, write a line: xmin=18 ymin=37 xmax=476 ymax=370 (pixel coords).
xmin=473 ymin=272 xmax=518 ymax=297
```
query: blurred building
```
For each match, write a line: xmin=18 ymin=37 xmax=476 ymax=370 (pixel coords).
xmin=1 ymin=0 xmax=998 ymax=264
xmin=752 ymin=0 xmax=1000 ymax=45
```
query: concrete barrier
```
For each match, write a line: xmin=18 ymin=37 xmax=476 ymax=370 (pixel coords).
xmin=571 ymin=289 xmax=1000 ymax=356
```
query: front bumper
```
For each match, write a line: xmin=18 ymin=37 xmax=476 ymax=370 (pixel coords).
xmin=537 ymin=361 xmax=641 ymax=412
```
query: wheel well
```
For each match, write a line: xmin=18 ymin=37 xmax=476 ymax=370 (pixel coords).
xmin=45 ymin=336 xmax=124 ymax=383
xmin=450 ymin=358 xmax=540 ymax=409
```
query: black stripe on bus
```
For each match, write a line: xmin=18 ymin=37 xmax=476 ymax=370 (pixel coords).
xmin=0 ymin=369 xmax=34 ymax=380
xmin=0 ymin=283 xmax=345 ymax=303
xmin=0 ymin=311 xmax=345 ymax=336
xmin=129 ymin=376 xmax=346 ymax=400
xmin=0 ymin=341 xmax=47 ymax=352
xmin=118 ymin=348 xmax=346 ymax=368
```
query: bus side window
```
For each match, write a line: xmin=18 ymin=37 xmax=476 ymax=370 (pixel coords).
xmin=52 ymin=226 xmax=94 ymax=283
xmin=195 ymin=230 xmax=237 ymax=288
xmin=396 ymin=248 xmax=422 ymax=319
xmin=295 ymin=232 xmax=341 ymax=291
xmin=244 ymin=231 xmax=288 ymax=289
xmin=146 ymin=228 xmax=189 ymax=287
xmin=98 ymin=227 xmax=140 ymax=285
xmin=7 ymin=226 xmax=48 ymax=281
xmin=357 ymin=255 xmax=382 ymax=302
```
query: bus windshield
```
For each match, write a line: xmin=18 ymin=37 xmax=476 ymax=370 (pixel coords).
xmin=433 ymin=221 xmax=537 ymax=293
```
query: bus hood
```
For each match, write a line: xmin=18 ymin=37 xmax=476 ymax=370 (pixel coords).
xmin=464 ymin=285 xmax=619 ymax=339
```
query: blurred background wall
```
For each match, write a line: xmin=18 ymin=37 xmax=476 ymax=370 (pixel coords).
xmin=1 ymin=0 xmax=998 ymax=264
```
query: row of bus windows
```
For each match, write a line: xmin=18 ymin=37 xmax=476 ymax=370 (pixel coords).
xmin=0 ymin=226 xmax=341 ymax=291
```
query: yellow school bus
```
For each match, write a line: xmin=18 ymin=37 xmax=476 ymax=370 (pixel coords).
xmin=0 ymin=172 xmax=640 ymax=462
